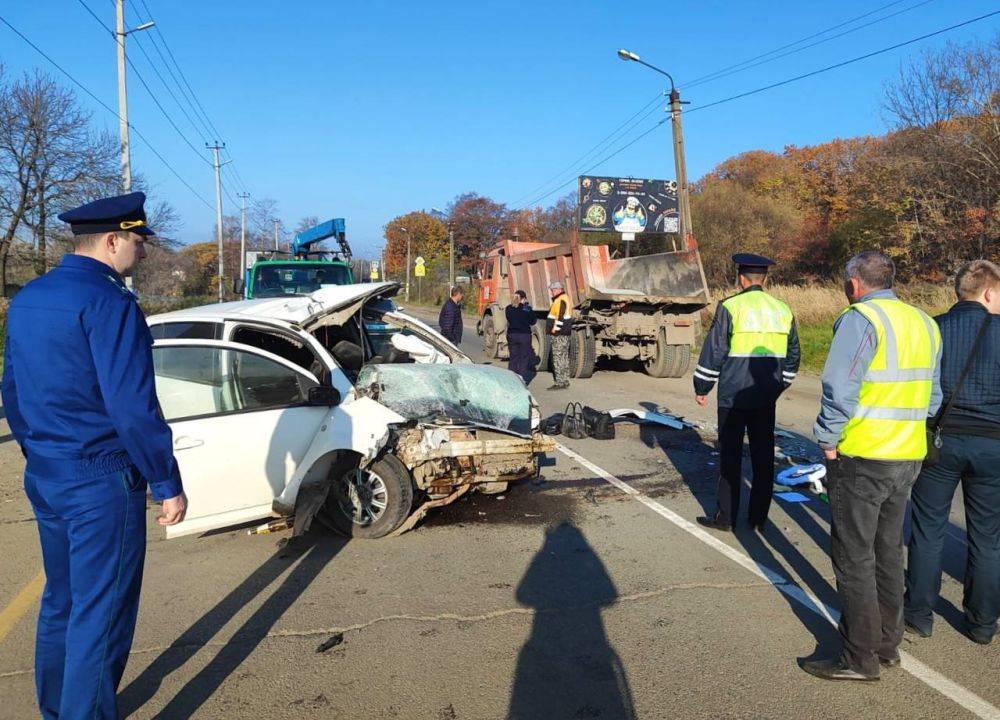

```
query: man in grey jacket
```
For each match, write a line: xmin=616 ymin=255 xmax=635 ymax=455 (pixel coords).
xmin=806 ymin=251 xmax=941 ymax=682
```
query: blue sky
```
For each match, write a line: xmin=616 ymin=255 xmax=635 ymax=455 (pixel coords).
xmin=2 ymin=1 xmax=998 ymax=258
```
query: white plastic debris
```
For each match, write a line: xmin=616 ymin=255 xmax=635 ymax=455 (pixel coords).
xmin=608 ymin=408 xmax=691 ymax=430
xmin=776 ymin=463 xmax=827 ymax=495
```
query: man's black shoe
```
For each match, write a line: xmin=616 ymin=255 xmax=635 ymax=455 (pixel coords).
xmin=904 ymin=621 xmax=931 ymax=638
xmin=879 ymin=654 xmax=901 ymax=668
xmin=696 ymin=516 xmax=732 ymax=532
xmin=750 ymin=519 xmax=767 ymax=534
xmin=966 ymin=630 xmax=993 ymax=645
xmin=801 ymin=658 xmax=879 ymax=682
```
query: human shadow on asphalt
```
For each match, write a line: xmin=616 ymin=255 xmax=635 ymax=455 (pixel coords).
xmin=507 ymin=522 xmax=636 ymax=720
xmin=638 ymin=410 xmax=839 ymax=645
xmin=119 ymin=529 xmax=346 ymax=718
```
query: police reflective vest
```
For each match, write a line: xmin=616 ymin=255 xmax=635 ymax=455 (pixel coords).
xmin=838 ymin=298 xmax=941 ymax=460
xmin=547 ymin=292 xmax=572 ymax=336
xmin=721 ymin=291 xmax=793 ymax=358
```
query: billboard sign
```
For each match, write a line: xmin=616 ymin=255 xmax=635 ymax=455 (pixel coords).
xmin=578 ymin=176 xmax=679 ymax=234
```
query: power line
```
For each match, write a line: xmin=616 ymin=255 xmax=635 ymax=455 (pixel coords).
xmin=138 ymin=0 xmax=225 ymax=141
xmin=509 ymin=91 xmax=665 ymax=207
xmin=0 ymin=13 xmax=215 ymax=210
xmin=76 ymin=0 xmax=211 ymax=167
xmin=687 ymin=9 xmax=1000 ymax=114
xmin=681 ymin=0 xmax=913 ymax=88
xmin=131 ymin=0 xmax=251 ymax=196
xmin=514 ymin=9 xmax=1000 ymax=209
xmin=683 ymin=0 xmax=938 ymax=91
xmin=517 ymin=119 xmax=669 ymax=210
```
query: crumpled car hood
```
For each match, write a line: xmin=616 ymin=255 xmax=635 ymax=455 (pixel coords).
xmin=356 ymin=364 xmax=532 ymax=437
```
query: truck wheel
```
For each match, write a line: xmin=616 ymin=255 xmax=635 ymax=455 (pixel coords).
xmin=668 ymin=345 xmax=692 ymax=377
xmin=531 ymin=323 xmax=550 ymax=371
xmin=643 ymin=328 xmax=675 ymax=378
xmin=569 ymin=326 xmax=596 ymax=379
xmin=326 ymin=454 xmax=414 ymax=539
xmin=482 ymin=314 xmax=499 ymax=359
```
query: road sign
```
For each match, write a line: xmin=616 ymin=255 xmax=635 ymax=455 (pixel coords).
xmin=370 ymin=263 xmax=379 ymax=280
xmin=415 ymin=256 xmax=425 ymax=266
xmin=414 ymin=263 xmax=426 ymax=277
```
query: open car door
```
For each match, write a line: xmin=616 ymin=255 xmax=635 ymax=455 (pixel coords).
xmin=152 ymin=339 xmax=331 ymax=538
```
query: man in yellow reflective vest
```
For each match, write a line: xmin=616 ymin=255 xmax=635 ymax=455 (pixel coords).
xmin=805 ymin=251 xmax=942 ymax=682
xmin=694 ymin=253 xmax=800 ymax=533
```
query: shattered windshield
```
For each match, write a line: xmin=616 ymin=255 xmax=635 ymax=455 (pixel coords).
xmin=356 ymin=364 xmax=531 ymax=436
xmin=253 ymin=263 xmax=352 ymax=297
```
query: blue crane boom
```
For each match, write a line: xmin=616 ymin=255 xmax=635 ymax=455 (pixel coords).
xmin=292 ymin=218 xmax=351 ymax=258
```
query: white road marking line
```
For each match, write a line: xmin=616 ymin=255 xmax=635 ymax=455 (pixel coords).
xmin=556 ymin=442 xmax=1000 ymax=720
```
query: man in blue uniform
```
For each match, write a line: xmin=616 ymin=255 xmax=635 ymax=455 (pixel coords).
xmin=1 ymin=192 xmax=186 ymax=719
xmin=693 ymin=254 xmax=800 ymax=533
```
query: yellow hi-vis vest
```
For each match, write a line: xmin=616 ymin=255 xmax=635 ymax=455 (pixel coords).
xmin=838 ymin=298 xmax=941 ymax=460
xmin=721 ymin=291 xmax=793 ymax=358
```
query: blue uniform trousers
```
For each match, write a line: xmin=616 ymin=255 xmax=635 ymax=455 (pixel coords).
xmin=507 ymin=333 xmax=533 ymax=383
xmin=24 ymin=453 xmax=147 ymax=720
xmin=905 ymin=434 xmax=1000 ymax=643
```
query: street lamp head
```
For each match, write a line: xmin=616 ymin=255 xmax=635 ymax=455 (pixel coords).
xmin=618 ymin=49 xmax=640 ymax=62
xmin=127 ymin=21 xmax=156 ymax=34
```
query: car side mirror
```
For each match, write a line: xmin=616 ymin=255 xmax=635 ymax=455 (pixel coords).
xmin=307 ymin=386 xmax=341 ymax=407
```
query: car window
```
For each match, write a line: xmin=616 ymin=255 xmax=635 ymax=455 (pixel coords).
xmin=230 ymin=325 xmax=324 ymax=379
xmin=149 ymin=321 xmax=223 ymax=340
xmin=254 ymin=263 xmax=351 ymax=297
xmin=153 ymin=345 xmax=317 ymax=421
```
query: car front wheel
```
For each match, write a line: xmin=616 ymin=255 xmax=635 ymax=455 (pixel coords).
xmin=327 ymin=454 xmax=414 ymax=539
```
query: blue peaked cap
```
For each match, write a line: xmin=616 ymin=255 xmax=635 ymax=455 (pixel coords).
xmin=57 ymin=191 xmax=155 ymax=236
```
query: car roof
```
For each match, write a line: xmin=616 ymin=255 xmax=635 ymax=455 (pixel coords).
xmin=148 ymin=282 xmax=399 ymax=326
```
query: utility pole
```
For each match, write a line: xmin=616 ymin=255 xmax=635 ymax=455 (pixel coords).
xmin=207 ymin=142 xmax=227 ymax=303
xmin=114 ymin=1 xmax=154 ymax=290
xmin=669 ymin=88 xmax=693 ymax=243
xmin=273 ymin=219 xmax=279 ymax=251
xmin=449 ymin=228 xmax=455 ymax=288
xmin=115 ymin=0 xmax=131 ymax=193
xmin=238 ymin=192 xmax=250 ymax=294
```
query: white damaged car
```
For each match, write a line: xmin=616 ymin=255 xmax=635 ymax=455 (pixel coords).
xmin=148 ymin=282 xmax=552 ymax=539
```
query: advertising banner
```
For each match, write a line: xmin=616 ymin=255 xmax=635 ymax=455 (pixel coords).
xmin=578 ymin=176 xmax=679 ymax=234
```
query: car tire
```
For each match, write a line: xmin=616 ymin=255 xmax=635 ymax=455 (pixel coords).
xmin=643 ymin=328 xmax=674 ymax=378
xmin=326 ymin=454 xmax=414 ymax=539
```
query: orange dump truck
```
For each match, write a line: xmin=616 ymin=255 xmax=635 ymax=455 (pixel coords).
xmin=475 ymin=233 xmax=710 ymax=378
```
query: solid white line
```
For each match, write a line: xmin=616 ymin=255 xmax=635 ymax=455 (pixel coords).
xmin=555 ymin=442 xmax=1000 ymax=720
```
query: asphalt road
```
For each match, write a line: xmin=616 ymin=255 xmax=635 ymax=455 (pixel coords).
xmin=0 ymin=308 xmax=996 ymax=720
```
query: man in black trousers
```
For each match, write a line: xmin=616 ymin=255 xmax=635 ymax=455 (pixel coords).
xmin=905 ymin=259 xmax=1000 ymax=646
xmin=694 ymin=254 xmax=800 ymax=533
xmin=438 ymin=286 xmax=464 ymax=345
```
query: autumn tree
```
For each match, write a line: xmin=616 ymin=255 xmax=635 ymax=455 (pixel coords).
xmin=382 ymin=211 xmax=448 ymax=276
xmin=446 ymin=192 xmax=508 ymax=269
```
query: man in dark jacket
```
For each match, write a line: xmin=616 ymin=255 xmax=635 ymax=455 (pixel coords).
xmin=905 ymin=259 xmax=1000 ymax=646
xmin=505 ymin=290 xmax=537 ymax=383
xmin=438 ymin=286 xmax=464 ymax=345
xmin=694 ymin=254 xmax=800 ymax=533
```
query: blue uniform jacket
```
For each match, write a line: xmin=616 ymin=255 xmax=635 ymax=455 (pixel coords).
xmin=1 ymin=254 xmax=182 ymax=500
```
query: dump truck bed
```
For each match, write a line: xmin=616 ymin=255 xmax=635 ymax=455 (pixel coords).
xmin=500 ymin=238 xmax=709 ymax=309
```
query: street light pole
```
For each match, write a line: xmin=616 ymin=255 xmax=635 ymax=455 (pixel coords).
xmin=207 ymin=142 xmax=227 ymax=303
xmin=238 ymin=192 xmax=250 ymax=293
xmin=401 ymin=227 xmax=411 ymax=301
xmin=618 ymin=49 xmax=693 ymax=243
xmin=114 ymin=1 xmax=154 ymax=290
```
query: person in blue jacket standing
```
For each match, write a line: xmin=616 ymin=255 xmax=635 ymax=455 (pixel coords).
xmin=505 ymin=289 xmax=537 ymax=383
xmin=1 ymin=192 xmax=186 ymax=720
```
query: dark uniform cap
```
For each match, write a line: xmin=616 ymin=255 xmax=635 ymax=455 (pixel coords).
xmin=57 ymin=191 xmax=155 ymax=237
xmin=732 ymin=252 xmax=775 ymax=273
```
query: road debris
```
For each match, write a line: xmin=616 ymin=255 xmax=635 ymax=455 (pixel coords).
xmin=315 ymin=632 xmax=345 ymax=653
xmin=608 ymin=408 xmax=694 ymax=430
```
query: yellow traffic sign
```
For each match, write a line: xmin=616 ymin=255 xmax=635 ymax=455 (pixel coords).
xmin=414 ymin=264 xmax=426 ymax=277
